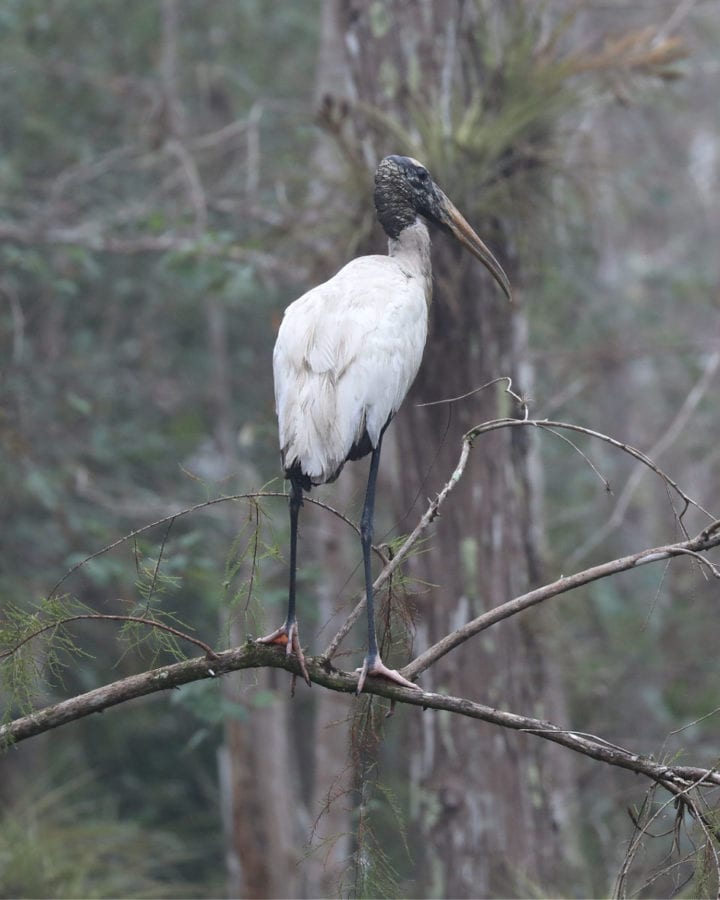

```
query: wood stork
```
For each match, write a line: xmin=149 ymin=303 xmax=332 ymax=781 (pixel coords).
xmin=258 ymin=154 xmax=512 ymax=692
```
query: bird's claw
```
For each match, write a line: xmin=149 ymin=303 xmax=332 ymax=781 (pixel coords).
xmin=256 ymin=622 xmax=311 ymax=687
xmin=355 ymin=656 xmax=420 ymax=694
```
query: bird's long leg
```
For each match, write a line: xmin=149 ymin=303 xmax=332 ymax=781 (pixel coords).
xmin=257 ymin=478 xmax=310 ymax=686
xmin=356 ymin=434 xmax=419 ymax=694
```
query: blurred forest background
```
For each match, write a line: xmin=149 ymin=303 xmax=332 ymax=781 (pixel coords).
xmin=1 ymin=0 xmax=719 ymax=897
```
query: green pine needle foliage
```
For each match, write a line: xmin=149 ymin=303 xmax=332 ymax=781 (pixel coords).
xmin=0 ymin=595 xmax=87 ymax=722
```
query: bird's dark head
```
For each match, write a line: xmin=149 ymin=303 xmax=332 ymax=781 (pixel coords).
xmin=374 ymin=155 xmax=439 ymax=239
xmin=374 ymin=154 xmax=512 ymax=302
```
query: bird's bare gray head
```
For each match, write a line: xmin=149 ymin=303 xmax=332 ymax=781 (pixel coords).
xmin=374 ymin=155 xmax=512 ymax=301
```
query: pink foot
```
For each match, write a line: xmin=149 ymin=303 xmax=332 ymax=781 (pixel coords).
xmin=256 ymin=621 xmax=311 ymax=687
xmin=356 ymin=655 xmax=420 ymax=694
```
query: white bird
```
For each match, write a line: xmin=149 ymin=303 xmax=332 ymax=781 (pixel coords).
xmin=258 ymin=155 xmax=512 ymax=692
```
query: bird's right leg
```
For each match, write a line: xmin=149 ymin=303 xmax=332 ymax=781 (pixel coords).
xmin=356 ymin=434 xmax=420 ymax=694
xmin=257 ymin=477 xmax=311 ymax=686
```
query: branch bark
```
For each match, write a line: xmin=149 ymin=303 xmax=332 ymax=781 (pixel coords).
xmin=4 ymin=640 xmax=719 ymax=804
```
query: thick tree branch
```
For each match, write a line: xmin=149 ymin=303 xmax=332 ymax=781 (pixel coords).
xmin=3 ymin=643 xmax=719 ymax=807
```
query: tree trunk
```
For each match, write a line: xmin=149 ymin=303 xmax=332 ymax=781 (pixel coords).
xmin=222 ymin=5 xmax=360 ymax=895
xmin=315 ymin=1 xmax=579 ymax=895
xmin=303 ymin=6 xmax=362 ymax=892
xmin=221 ymin=654 xmax=304 ymax=899
xmin=393 ymin=274 xmax=575 ymax=897
xmin=304 ymin=481 xmax=355 ymax=898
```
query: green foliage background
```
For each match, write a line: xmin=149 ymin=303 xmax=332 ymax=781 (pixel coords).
xmin=1 ymin=2 xmax=320 ymax=893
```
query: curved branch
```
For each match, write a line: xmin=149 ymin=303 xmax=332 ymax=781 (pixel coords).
xmin=0 ymin=614 xmax=218 ymax=662
xmin=468 ymin=418 xmax=715 ymax=525
xmin=47 ymin=489 xmax=377 ymax=601
xmin=416 ymin=375 xmax=530 ymax=419
xmin=568 ymin=349 xmax=720 ymax=565
xmin=406 ymin=521 xmax=720 ymax=679
xmin=4 ymin=644 xmax=719 ymax=805
xmin=322 ymin=416 xmax=715 ymax=661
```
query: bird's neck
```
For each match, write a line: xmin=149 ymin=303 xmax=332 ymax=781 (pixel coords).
xmin=387 ymin=219 xmax=432 ymax=300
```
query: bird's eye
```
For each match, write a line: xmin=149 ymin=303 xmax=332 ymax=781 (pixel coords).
xmin=416 ymin=168 xmax=429 ymax=182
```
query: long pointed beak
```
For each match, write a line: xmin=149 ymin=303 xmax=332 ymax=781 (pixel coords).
xmin=435 ymin=190 xmax=513 ymax=302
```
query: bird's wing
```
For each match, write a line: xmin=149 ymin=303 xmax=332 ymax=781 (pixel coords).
xmin=274 ymin=257 xmax=428 ymax=484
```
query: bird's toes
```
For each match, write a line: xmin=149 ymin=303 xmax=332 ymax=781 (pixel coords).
xmin=289 ymin=629 xmax=311 ymax=687
xmin=356 ymin=657 xmax=420 ymax=692
xmin=256 ymin=627 xmax=290 ymax=647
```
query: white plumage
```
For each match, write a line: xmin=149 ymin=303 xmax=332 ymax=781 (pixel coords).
xmin=258 ymin=155 xmax=511 ymax=693
xmin=274 ymin=222 xmax=431 ymax=485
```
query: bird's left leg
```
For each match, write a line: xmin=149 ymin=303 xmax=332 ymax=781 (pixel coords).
xmin=257 ymin=477 xmax=311 ymax=686
xmin=356 ymin=433 xmax=420 ymax=694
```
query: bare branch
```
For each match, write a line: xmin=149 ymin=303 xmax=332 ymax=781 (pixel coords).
xmin=4 ymin=644 xmax=720 ymax=811
xmin=670 ymin=547 xmax=720 ymax=579
xmin=538 ymin=424 xmax=611 ymax=492
xmin=322 ymin=435 xmax=472 ymax=660
xmin=416 ymin=375 xmax=530 ymax=419
xmin=160 ymin=0 xmax=184 ymax=139
xmin=469 ymin=418 xmax=715 ymax=525
xmin=323 ymin=414 xmax=716 ymax=661
xmin=165 ymin=139 xmax=208 ymax=233
xmin=406 ymin=522 xmax=720 ymax=679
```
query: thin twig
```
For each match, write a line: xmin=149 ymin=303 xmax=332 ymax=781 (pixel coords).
xmin=322 ymin=436 xmax=473 ymax=660
xmin=538 ymin=424 xmax=611 ymax=491
xmin=144 ymin=517 xmax=175 ymax=614
xmin=569 ymin=349 xmax=720 ymax=566
xmin=669 ymin=704 xmax=720 ymax=737
xmin=165 ymin=139 xmax=208 ymax=233
xmin=416 ymin=375 xmax=529 ymax=420
xmin=670 ymin=548 xmax=720 ymax=578
xmin=245 ymin=500 xmax=261 ymax=612
xmin=46 ymin=490 xmax=374 ymax=601
xmin=0 ymin=614 xmax=218 ymax=662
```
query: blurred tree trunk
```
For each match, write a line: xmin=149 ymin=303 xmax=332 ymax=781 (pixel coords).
xmin=221 ymin=648 xmax=304 ymax=899
xmin=221 ymin=5 xmax=359 ymax=895
xmin=304 ymin=484 xmax=355 ymax=897
xmin=156 ymin=3 xmax=304 ymax=896
xmin=315 ymin=1 xmax=579 ymax=895
xmin=303 ymin=9 xmax=360 ymax=893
